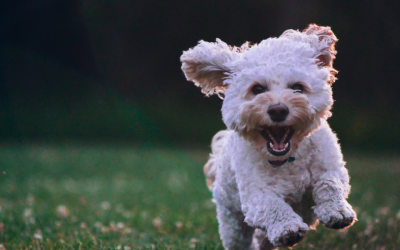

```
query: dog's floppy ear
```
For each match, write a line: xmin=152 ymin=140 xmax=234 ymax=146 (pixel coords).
xmin=181 ymin=39 xmax=240 ymax=96
xmin=302 ymin=24 xmax=337 ymax=68
xmin=281 ymin=24 xmax=338 ymax=84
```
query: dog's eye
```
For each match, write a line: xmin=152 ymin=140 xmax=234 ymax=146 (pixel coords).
xmin=251 ymin=85 xmax=267 ymax=95
xmin=291 ymin=83 xmax=304 ymax=93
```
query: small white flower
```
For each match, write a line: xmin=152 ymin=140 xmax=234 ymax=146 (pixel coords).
xmin=189 ymin=238 xmax=198 ymax=248
xmin=34 ymin=230 xmax=42 ymax=240
xmin=116 ymin=222 xmax=125 ymax=229
xmin=23 ymin=208 xmax=35 ymax=224
xmin=56 ymin=205 xmax=69 ymax=218
xmin=101 ymin=201 xmax=111 ymax=210
xmin=152 ymin=217 xmax=162 ymax=230
xmin=24 ymin=208 xmax=32 ymax=218
xmin=175 ymin=221 xmax=183 ymax=231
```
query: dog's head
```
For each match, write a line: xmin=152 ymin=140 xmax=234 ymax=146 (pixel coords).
xmin=181 ymin=24 xmax=338 ymax=166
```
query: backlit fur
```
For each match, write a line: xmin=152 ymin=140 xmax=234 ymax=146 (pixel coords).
xmin=181 ymin=24 xmax=356 ymax=250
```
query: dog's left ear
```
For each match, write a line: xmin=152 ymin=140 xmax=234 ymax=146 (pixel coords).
xmin=181 ymin=39 xmax=240 ymax=96
xmin=302 ymin=24 xmax=337 ymax=69
xmin=281 ymin=24 xmax=338 ymax=84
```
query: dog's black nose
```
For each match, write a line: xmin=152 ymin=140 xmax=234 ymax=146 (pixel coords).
xmin=268 ymin=104 xmax=289 ymax=122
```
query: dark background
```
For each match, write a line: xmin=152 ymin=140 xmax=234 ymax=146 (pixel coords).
xmin=1 ymin=0 xmax=399 ymax=149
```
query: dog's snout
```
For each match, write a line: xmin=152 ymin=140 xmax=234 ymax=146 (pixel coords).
xmin=268 ymin=104 xmax=289 ymax=122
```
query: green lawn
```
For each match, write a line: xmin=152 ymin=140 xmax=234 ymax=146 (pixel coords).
xmin=0 ymin=143 xmax=399 ymax=249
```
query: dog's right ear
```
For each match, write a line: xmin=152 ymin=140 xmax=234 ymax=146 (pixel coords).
xmin=181 ymin=39 xmax=240 ymax=96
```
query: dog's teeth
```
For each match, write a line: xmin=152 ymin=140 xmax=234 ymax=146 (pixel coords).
xmin=269 ymin=142 xmax=274 ymax=148
xmin=285 ymin=143 xmax=289 ymax=148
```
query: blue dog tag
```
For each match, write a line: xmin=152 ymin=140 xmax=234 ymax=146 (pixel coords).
xmin=288 ymin=157 xmax=295 ymax=162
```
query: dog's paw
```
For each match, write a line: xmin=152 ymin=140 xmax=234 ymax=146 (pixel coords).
xmin=270 ymin=222 xmax=308 ymax=248
xmin=314 ymin=201 xmax=357 ymax=230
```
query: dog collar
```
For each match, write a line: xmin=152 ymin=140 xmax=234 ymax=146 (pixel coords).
xmin=270 ymin=156 xmax=295 ymax=168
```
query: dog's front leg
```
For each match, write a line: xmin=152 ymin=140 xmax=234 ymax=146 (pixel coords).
xmin=310 ymin=123 xmax=357 ymax=229
xmin=312 ymin=172 xmax=357 ymax=229
xmin=241 ymin=191 xmax=308 ymax=248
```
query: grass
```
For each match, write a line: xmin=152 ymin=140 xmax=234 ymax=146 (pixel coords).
xmin=0 ymin=143 xmax=399 ymax=249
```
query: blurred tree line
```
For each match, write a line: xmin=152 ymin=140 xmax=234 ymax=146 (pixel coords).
xmin=1 ymin=0 xmax=399 ymax=149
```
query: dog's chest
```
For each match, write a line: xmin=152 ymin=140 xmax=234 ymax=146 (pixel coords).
xmin=230 ymin=134 xmax=317 ymax=204
xmin=234 ymin=156 xmax=314 ymax=205
xmin=267 ymin=163 xmax=313 ymax=203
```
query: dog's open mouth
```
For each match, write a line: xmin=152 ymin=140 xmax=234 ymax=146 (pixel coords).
xmin=260 ymin=126 xmax=295 ymax=166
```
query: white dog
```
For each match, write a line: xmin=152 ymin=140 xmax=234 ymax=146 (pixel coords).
xmin=181 ymin=24 xmax=356 ymax=249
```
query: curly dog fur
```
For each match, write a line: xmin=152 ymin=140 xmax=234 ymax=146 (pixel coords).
xmin=181 ymin=24 xmax=356 ymax=249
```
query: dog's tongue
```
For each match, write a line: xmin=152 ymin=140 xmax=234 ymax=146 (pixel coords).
xmin=270 ymin=127 xmax=289 ymax=151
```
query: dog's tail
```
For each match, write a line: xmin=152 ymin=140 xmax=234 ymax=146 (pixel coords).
xmin=204 ymin=130 xmax=230 ymax=190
